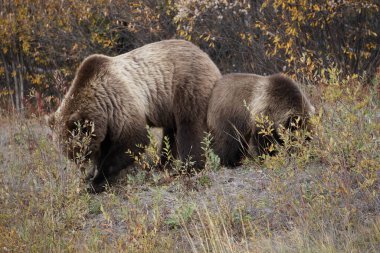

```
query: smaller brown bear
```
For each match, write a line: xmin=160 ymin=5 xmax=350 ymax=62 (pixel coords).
xmin=207 ymin=73 xmax=315 ymax=166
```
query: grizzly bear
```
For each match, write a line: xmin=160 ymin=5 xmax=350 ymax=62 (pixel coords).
xmin=207 ymin=73 xmax=315 ymax=166
xmin=48 ymin=39 xmax=222 ymax=192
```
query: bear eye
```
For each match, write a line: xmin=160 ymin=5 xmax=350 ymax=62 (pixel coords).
xmin=66 ymin=112 xmax=82 ymax=130
xmin=67 ymin=119 xmax=80 ymax=132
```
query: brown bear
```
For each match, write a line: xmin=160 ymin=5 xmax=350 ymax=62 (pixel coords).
xmin=48 ymin=39 xmax=222 ymax=192
xmin=207 ymin=73 xmax=315 ymax=166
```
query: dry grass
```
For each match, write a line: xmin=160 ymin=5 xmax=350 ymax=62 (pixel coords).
xmin=1 ymin=72 xmax=379 ymax=252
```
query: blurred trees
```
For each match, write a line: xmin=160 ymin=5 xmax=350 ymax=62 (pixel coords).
xmin=257 ymin=0 xmax=380 ymax=81
xmin=0 ymin=0 xmax=379 ymax=114
xmin=172 ymin=0 xmax=380 ymax=80
xmin=0 ymin=0 xmax=124 ymax=113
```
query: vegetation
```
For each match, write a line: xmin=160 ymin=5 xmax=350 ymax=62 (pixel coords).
xmin=1 ymin=69 xmax=379 ymax=252
xmin=1 ymin=0 xmax=379 ymax=113
xmin=0 ymin=1 xmax=379 ymax=252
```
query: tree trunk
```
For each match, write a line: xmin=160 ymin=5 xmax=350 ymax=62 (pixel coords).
xmin=0 ymin=51 xmax=15 ymax=111
xmin=11 ymin=51 xmax=20 ymax=112
xmin=18 ymin=51 xmax=25 ymax=115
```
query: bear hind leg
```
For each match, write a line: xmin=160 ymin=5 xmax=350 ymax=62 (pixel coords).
xmin=176 ymin=123 xmax=206 ymax=171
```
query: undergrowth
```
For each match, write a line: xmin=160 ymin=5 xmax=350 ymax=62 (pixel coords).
xmin=0 ymin=71 xmax=379 ymax=252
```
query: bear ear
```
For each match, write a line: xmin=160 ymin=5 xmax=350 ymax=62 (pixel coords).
xmin=46 ymin=113 xmax=55 ymax=129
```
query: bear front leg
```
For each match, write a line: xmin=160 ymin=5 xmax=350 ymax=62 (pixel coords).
xmin=87 ymin=145 xmax=137 ymax=193
xmin=89 ymin=130 xmax=150 ymax=193
xmin=252 ymin=129 xmax=280 ymax=157
xmin=159 ymin=128 xmax=178 ymax=168
xmin=214 ymin=134 xmax=247 ymax=167
xmin=88 ymin=147 xmax=133 ymax=192
xmin=84 ymin=149 xmax=101 ymax=182
xmin=77 ymin=134 xmax=104 ymax=183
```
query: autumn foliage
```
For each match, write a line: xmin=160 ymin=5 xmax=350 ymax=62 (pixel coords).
xmin=0 ymin=0 xmax=379 ymax=114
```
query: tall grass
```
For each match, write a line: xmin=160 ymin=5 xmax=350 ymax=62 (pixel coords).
xmin=0 ymin=71 xmax=379 ymax=252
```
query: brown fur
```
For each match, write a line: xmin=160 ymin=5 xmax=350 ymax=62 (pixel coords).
xmin=49 ymin=40 xmax=221 ymax=192
xmin=207 ymin=73 xmax=315 ymax=166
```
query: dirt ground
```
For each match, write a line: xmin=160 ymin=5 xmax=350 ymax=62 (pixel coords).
xmin=0 ymin=117 xmax=278 ymax=252
xmin=1 ymin=112 xmax=379 ymax=252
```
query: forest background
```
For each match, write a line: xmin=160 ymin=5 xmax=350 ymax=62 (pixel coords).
xmin=1 ymin=0 xmax=379 ymax=114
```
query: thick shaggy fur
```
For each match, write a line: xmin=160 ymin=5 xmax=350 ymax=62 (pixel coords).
xmin=207 ymin=73 xmax=315 ymax=166
xmin=49 ymin=40 xmax=221 ymax=191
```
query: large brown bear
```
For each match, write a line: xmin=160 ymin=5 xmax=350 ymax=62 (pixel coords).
xmin=48 ymin=39 xmax=222 ymax=192
xmin=207 ymin=73 xmax=315 ymax=166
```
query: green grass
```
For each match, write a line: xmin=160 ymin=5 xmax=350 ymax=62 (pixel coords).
xmin=0 ymin=73 xmax=379 ymax=252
